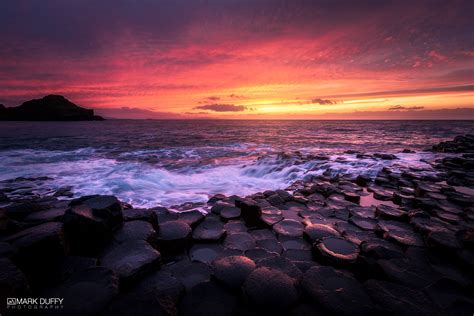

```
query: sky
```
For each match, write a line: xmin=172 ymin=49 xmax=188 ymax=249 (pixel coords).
xmin=0 ymin=0 xmax=473 ymax=119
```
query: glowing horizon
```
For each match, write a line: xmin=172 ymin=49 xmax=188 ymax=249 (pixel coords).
xmin=0 ymin=0 xmax=473 ymax=119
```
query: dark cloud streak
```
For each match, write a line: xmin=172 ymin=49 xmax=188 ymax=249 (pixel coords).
xmin=194 ymin=104 xmax=248 ymax=112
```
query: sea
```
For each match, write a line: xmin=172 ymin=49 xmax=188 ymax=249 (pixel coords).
xmin=0 ymin=120 xmax=472 ymax=208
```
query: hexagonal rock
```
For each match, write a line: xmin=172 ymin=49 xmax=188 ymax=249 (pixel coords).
xmin=260 ymin=207 xmax=283 ymax=226
xmin=375 ymin=204 xmax=407 ymax=220
xmin=257 ymin=256 xmax=303 ymax=280
xmin=157 ymin=220 xmax=192 ymax=250
xmin=104 ymin=271 xmax=184 ymax=316
xmin=410 ymin=217 xmax=451 ymax=236
xmin=349 ymin=206 xmax=376 ymax=219
xmin=114 ymin=220 xmax=157 ymax=246
xmin=122 ymin=208 xmax=158 ymax=229
xmin=220 ymin=206 xmax=241 ymax=220
xmin=360 ymin=239 xmax=405 ymax=260
xmin=249 ymin=228 xmax=276 ymax=241
xmin=245 ymin=248 xmax=279 ymax=262
xmin=44 ymin=267 xmax=118 ymax=316
xmin=344 ymin=191 xmax=361 ymax=204
xmin=256 ymin=239 xmax=283 ymax=254
xmin=179 ymin=281 xmax=238 ymax=316
xmin=376 ymin=258 xmax=440 ymax=289
xmin=349 ymin=216 xmax=378 ymax=231
xmin=376 ymin=220 xmax=424 ymax=247
xmin=63 ymin=195 xmax=123 ymax=255
xmin=0 ymin=258 xmax=30 ymax=302
xmin=342 ymin=229 xmax=377 ymax=246
xmin=303 ymin=223 xmax=340 ymax=243
xmin=427 ymin=231 xmax=461 ymax=249
xmin=273 ymin=219 xmax=304 ymax=238
xmin=235 ymin=198 xmax=263 ymax=226
xmin=0 ymin=242 xmax=16 ymax=259
xmin=101 ymin=240 xmax=161 ymax=284
xmin=364 ymin=279 xmax=436 ymax=315
xmin=189 ymin=243 xmax=224 ymax=265
xmin=224 ymin=232 xmax=256 ymax=251
xmin=24 ymin=207 xmax=67 ymax=223
xmin=4 ymin=222 xmax=64 ymax=273
xmin=178 ymin=210 xmax=205 ymax=227
xmin=243 ymin=267 xmax=299 ymax=310
xmin=193 ymin=217 xmax=226 ymax=242
xmin=211 ymin=255 xmax=256 ymax=289
xmin=210 ymin=201 xmax=233 ymax=215
xmin=301 ymin=266 xmax=374 ymax=315
xmin=313 ymin=237 xmax=359 ymax=264
xmin=224 ymin=220 xmax=247 ymax=234
xmin=165 ymin=260 xmax=211 ymax=291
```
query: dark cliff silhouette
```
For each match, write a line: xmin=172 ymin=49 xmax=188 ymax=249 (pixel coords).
xmin=0 ymin=95 xmax=104 ymax=121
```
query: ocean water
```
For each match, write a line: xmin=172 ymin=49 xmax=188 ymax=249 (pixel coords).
xmin=0 ymin=120 xmax=472 ymax=207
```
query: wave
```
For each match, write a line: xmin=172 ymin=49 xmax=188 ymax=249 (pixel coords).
xmin=0 ymin=148 xmax=439 ymax=208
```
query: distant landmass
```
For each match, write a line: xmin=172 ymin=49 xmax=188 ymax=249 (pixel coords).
xmin=0 ymin=95 xmax=104 ymax=121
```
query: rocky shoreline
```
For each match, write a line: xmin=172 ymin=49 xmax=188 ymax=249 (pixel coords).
xmin=1 ymin=135 xmax=473 ymax=315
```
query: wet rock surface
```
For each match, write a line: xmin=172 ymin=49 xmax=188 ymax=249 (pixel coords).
xmin=0 ymin=135 xmax=473 ymax=315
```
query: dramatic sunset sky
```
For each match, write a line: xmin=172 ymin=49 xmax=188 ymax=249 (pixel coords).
xmin=0 ymin=0 xmax=473 ymax=119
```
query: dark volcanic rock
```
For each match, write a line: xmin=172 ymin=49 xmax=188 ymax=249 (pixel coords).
xmin=104 ymin=271 xmax=184 ymax=316
xmin=245 ymin=247 xmax=279 ymax=262
xmin=360 ymin=239 xmax=405 ymax=260
xmin=114 ymin=220 xmax=157 ymax=246
xmin=44 ymin=267 xmax=118 ymax=316
xmin=313 ymin=237 xmax=359 ymax=264
xmin=364 ymin=279 xmax=436 ymax=315
xmin=0 ymin=242 xmax=16 ymax=259
xmin=243 ymin=267 xmax=299 ymax=310
xmin=157 ymin=220 xmax=191 ymax=251
xmin=376 ymin=258 xmax=440 ymax=289
xmin=256 ymin=239 xmax=283 ymax=254
xmin=220 ymin=206 xmax=241 ymax=220
xmin=123 ymin=208 xmax=158 ymax=229
xmin=193 ymin=216 xmax=226 ymax=242
xmin=260 ymin=206 xmax=283 ymax=226
xmin=212 ymin=255 xmax=256 ymax=289
xmin=302 ymin=266 xmax=374 ymax=315
xmin=273 ymin=219 xmax=304 ymax=237
xmin=165 ymin=260 xmax=211 ymax=291
xmin=100 ymin=240 xmax=161 ymax=285
xmin=375 ymin=204 xmax=407 ymax=220
xmin=189 ymin=243 xmax=224 ymax=265
xmin=0 ymin=95 xmax=104 ymax=121
xmin=24 ymin=207 xmax=67 ymax=223
xmin=178 ymin=210 xmax=205 ymax=227
xmin=224 ymin=232 xmax=256 ymax=251
xmin=236 ymin=198 xmax=263 ymax=226
xmin=257 ymin=256 xmax=303 ymax=279
xmin=376 ymin=220 xmax=424 ymax=247
xmin=303 ymin=223 xmax=340 ymax=243
xmin=0 ymin=258 xmax=30 ymax=312
xmin=179 ymin=281 xmax=238 ymax=316
xmin=63 ymin=195 xmax=123 ymax=255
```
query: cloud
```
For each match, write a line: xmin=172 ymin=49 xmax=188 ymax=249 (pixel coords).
xmin=184 ymin=111 xmax=209 ymax=115
xmin=193 ymin=103 xmax=248 ymax=112
xmin=229 ymin=94 xmax=246 ymax=99
xmin=314 ymin=108 xmax=474 ymax=120
xmin=388 ymin=105 xmax=425 ymax=111
xmin=94 ymin=107 xmax=182 ymax=119
xmin=311 ymin=98 xmax=337 ymax=105
xmin=322 ymin=85 xmax=474 ymax=99
xmin=207 ymin=96 xmax=220 ymax=101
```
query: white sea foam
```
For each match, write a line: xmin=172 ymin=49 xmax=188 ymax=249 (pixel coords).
xmin=0 ymin=148 xmax=438 ymax=208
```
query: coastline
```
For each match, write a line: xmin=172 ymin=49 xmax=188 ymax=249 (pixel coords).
xmin=0 ymin=135 xmax=473 ymax=315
